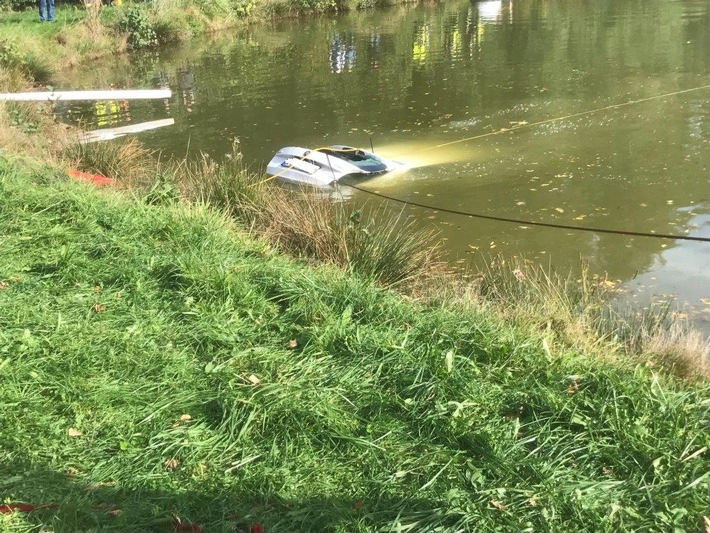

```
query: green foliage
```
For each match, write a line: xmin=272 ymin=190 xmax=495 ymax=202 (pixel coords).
xmin=7 ymin=104 xmax=39 ymax=134
xmin=0 ymin=165 xmax=709 ymax=532
xmin=0 ymin=0 xmax=34 ymax=11
xmin=233 ymin=0 xmax=257 ymax=18
xmin=191 ymin=0 xmax=230 ymax=17
xmin=63 ymin=138 xmax=153 ymax=182
xmin=289 ymin=0 xmax=341 ymax=12
xmin=117 ymin=5 xmax=157 ymax=49
xmin=0 ymin=40 xmax=52 ymax=84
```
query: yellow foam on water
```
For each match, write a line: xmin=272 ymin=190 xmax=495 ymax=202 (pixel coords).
xmin=369 ymin=140 xmax=482 ymax=170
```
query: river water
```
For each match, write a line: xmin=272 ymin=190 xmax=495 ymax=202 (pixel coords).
xmin=56 ymin=0 xmax=710 ymax=330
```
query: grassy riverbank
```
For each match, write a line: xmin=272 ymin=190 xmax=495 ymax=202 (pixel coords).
xmin=1 ymin=158 xmax=709 ymax=532
xmin=0 ymin=0 xmax=414 ymax=87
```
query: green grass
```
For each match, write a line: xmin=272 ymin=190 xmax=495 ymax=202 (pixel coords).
xmin=1 ymin=158 xmax=709 ymax=532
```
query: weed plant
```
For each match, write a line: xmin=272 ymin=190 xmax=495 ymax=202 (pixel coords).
xmin=1 ymin=163 xmax=709 ymax=532
xmin=63 ymin=137 xmax=155 ymax=182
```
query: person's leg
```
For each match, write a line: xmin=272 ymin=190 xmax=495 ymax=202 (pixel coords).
xmin=47 ymin=0 xmax=54 ymax=21
xmin=38 ymin=0 xmax=46 ymax=21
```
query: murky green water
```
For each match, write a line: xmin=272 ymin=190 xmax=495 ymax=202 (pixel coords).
xmin=57 ymin=0 xmax=710 ymax=328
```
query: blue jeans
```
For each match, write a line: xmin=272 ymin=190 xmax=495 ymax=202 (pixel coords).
xmin=39 ymin=0 xmax=54 ymax=21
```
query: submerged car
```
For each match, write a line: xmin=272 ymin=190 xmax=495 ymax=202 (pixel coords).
xmin=266 ymin=145 xmax=403 ymax=187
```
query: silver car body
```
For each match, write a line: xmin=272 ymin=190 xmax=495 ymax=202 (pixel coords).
xmin=266 ymin=145 xmax=403 ymax=187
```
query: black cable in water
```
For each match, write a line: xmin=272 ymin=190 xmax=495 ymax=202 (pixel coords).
xmin=342 ymin=182 xmax=710 ymax=243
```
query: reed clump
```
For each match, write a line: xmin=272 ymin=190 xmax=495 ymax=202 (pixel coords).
xmin=63 ymin=137 xmax=156 ymax=184
xmin=259 ymin=188 xmax=446 ymax=286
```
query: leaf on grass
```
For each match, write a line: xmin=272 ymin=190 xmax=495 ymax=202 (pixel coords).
xmin=0 ymin=281 xmax=9 ymax=290
xmin=68 ymin=428 xmax=82 ymax=437
xmin=567 ymin=380 xmax=579 ymax=394
xmin=93 ymin=303 xmax=106 ymax=313
xmin=445 ymin=350 xmax=454 ymax=373
xmin=248 ymin=374 xmax=261 ymax=385
xmin=163 ymin=458 xmax=180 ymax=470
xmin=180 ymin=414 xmax=192 ymax=422
xmin=490 ymin=499 xmax=508 ymax=511
xmin=288 ymin=339 xmax=298 ymax=349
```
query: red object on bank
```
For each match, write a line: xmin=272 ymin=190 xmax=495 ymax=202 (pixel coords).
xmin=0 ymin=503 xmax=58 ymax=513
xmin=68 ymin=169 xmax=116 ymax=187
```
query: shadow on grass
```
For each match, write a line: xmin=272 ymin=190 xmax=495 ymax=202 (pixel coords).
xmin=3 ymin=460 xmax=449 ymax=532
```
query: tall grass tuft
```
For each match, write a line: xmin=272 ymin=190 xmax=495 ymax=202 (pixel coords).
xmin=0 ymin=40 xmax=53 ymax=85
xmin=169 ymin=139 xmax=266 ymax=222
xmin=84 ymin=0 xmax=102 ymax=41
xmin=63 ymin=138 xmax=155 ymax=183
xmin=451 ymin=255 xmax=710 ymax=376
xmin=639 ymin=320 xmax=709 ymax=379
xmin=260 ymin=189 xmax=446 ymax=286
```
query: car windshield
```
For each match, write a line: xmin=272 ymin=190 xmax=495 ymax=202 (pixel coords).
xmin=320 ymin=148 xmax=388 ymax=173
